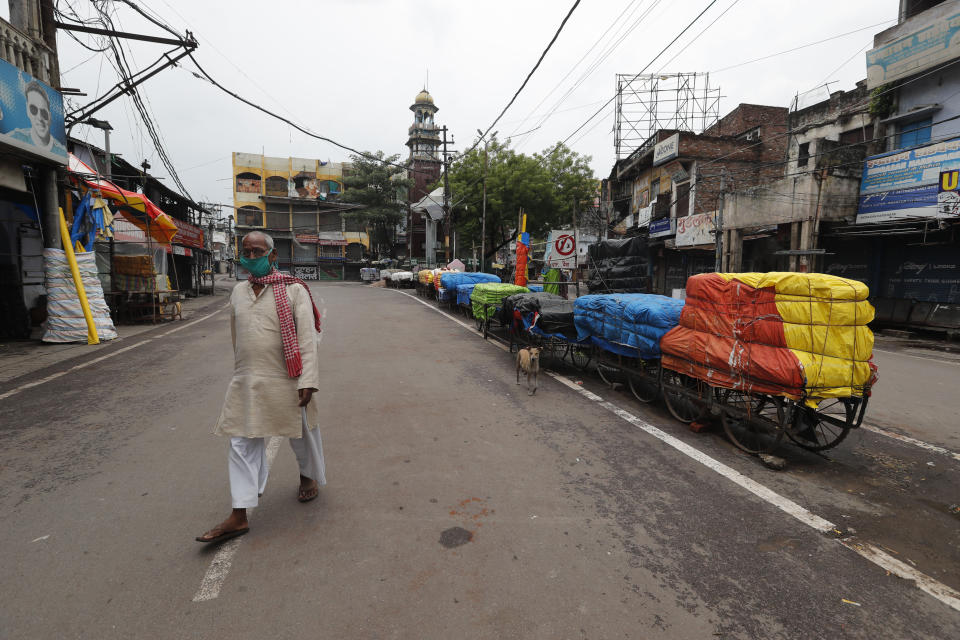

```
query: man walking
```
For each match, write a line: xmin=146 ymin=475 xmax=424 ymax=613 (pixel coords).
xmin=197 ymin=231 xmax=325 ymax=544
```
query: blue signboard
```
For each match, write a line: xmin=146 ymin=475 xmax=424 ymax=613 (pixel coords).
xmin=0 ymin=58 xmax=67 ymax=164
xmin=856 ymin=137 xmax=960 ymax=224
xmin=649 ymin=217 xmax=675 ymax=237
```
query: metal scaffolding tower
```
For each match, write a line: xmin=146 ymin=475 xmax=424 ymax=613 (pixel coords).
xmin=614 ymin=72 xmax=721 ymax=159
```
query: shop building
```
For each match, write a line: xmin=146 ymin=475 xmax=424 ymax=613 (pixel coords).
xmin=232 ymin=152 xmax=366 ymax=280
xmin=0 ymin=4 xmax=65 ymax=338
xmin=826 ymin=0 xmax=960 ymax=331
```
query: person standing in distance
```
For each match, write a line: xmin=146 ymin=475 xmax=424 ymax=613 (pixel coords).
xmin=197 ymin=231 xmax=325 ymax=544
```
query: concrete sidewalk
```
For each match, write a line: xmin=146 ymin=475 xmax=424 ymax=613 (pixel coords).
xmin=0 ymin=275 xmax=237 ymax=384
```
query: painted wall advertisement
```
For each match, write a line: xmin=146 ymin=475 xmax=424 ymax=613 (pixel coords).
xmin=675 ymin=212 xmax=715 ymax=247
xmin=0 ymin=58 xmax=67 ymax=164
xmin=866 ymin=8 xmax=960 ymax=88
xmin=856 ymin=137 xmax=960 ymax=224
xmin=543 ymin=229 xmax=577 ymax=269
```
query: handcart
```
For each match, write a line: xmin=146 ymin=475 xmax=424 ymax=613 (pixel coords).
xmin=658 ymin=272 xmax=876 ymax=455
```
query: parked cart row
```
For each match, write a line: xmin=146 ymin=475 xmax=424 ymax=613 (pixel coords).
xmin=414 ymin=270 xmax=878 ymax=457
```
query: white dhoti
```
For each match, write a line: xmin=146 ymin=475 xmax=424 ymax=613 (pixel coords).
xmin=228 ymin=410 xmax=326 ymax=508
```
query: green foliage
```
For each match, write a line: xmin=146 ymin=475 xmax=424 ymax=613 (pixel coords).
xmin=869 ymin=85 xmax=895 ymax=120
xmin=340 ymin=151 xmax=412 ymax=255
xmin=447 ymin=139 xmax=595 ymax=260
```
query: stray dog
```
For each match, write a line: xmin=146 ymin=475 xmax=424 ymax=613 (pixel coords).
xmin=516 ymin=347 xmax=541 ymax=395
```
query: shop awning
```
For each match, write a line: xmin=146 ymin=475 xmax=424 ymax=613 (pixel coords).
xmin=343 ymin=231 xmax=369 ymax=248
xmin=68 ymin=153 xmax=178 ymax=245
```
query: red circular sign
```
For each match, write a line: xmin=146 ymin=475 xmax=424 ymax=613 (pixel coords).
xmin=554 ymin=234 xmax=575 ymax=256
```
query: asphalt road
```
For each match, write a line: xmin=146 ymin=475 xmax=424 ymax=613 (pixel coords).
xmin=0 ymin=282 xmax=958 ymax=639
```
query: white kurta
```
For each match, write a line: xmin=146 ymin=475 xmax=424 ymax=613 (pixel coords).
xmin=214 ymin=281 xmax=320 ymax=438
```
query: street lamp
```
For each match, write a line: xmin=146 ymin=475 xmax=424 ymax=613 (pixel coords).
xmin=477 ymin=128 xmax=497 ymax=273
xmin=83 ymin=118 xmax=113 ymax=181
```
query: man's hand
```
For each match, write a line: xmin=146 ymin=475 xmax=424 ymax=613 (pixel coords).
xmin=298 ymin=388 xmax=316 ymax=407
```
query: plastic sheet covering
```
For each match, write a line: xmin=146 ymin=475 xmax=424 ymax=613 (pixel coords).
xmin=418 ymin=269 xmax=434 ymax=284
xmin=380 ymin=269 xmax=403 ymax=280
xmin=586 ymin=236 xmax=650 ymax=293
xmin=390 ymin=271 xmax=415 ymax=281
xmin=528 ymin=285 xmax=544 ymax=292
xmin=42 ymin=248 xmax=118 ymax=343
xmin=439 ymin=272 xmax=501 ymax=292
xmin=574 ymin=293 xmax=684 ymax=360
xmin=457 ymin=283 xmax=478 ymax=306
xmin=659 ymin=272 xmax=876 ymax=401
xmin=471 ymin=283 xmax=530 ymax=321
xmin=498 ymin=292 xmax=564 ymax=327
xmin=433 ymin=268 xmax=459 ymax=290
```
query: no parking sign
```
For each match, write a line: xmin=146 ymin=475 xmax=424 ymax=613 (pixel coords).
xmin=545 ymin=230 xmax=577 ymax=268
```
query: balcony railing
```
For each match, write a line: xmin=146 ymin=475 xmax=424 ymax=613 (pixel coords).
xmin=0 ymin=18 xmax=53 ymax=84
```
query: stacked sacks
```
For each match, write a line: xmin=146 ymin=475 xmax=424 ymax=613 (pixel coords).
xmin=42 ymin=248 xmax=118 ymax=343
xmin=659 ymin=272 xmax=876 ymax=401
xmin=574 ymin=293 xmax=684 ymax=359
xmin=471 ymin=283 xmax=530 ymax=321
xmin=439 ymin=272 xmax=501 ymax=303
xmin=586 ymin=236 xmax=650 ymax=293
xmin=418 ymin=269 xmax=433 ymax=285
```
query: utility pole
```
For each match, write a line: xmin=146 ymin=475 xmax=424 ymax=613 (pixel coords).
xmin=571 ymin=197 xmax=578 ymax=295
xmin=715 ymin=168 xmax=726 ymax=272
xmin=481 ymin=136 xmax=488 ymax=273
xmin=442 ymin=125 xmax=451 ymax=264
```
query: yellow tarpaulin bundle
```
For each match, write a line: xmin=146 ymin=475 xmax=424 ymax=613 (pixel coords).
xmin=713 ymin=272 xmax=876 ymax=401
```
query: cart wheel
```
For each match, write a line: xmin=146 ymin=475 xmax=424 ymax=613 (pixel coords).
xmin=568 ymin=345 xmax=591 ymax=371
xmin=548 ymin=340 xmax=569 ymax=363
xmin=719 ymin=390 xmax=785 ymax=455
xmin=661 ymin=370 xmax=707 ymax=424
xmin=627 ymin=360 xmax=660 ymax=404
xmin=786 ymin=397 xmax=854 ymax=451
xmin=596 ymin=358 xmax=623 ymax=387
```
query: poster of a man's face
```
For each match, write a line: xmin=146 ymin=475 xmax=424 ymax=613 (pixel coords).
xmin=24 ymin=82 xmax=51 ymax=146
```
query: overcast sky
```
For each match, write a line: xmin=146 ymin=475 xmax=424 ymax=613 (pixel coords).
xmin=46 ymin=0 xmax=896 ymax=208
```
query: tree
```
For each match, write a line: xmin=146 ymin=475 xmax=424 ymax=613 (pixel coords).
xmin=447 ymin=139 xmax=595 ymax=265
xmin=340 ymin=151 xmax=412 ymax=257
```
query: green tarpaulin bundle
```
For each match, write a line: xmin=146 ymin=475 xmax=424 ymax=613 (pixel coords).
xmin=471 ymin=283 xmax=530 ymax=321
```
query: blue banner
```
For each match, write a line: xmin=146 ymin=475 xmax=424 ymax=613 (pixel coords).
xmin=0 ymin=58 xmax=67 ymax=164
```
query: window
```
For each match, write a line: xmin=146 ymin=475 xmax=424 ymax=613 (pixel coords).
xmin=797 ymin=142 xmax=810 ymax=168
xmin=675 ymin=183 xmax=690 ymax=218
xmin=899 ymin=117 xmax=932 ymax=148
xmin=265 ymin=175 xmax=289 ymax=197
xmin=650 ymin=179 xmax=660 ymax=202
xmin=235 ymin=172 xmax=261 ymax=193
xmin=237 ymin=206 xmax=263 ymax=226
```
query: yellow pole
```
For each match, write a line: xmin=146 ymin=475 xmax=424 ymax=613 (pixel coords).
xmin=58 ymin=207 xmax=100 ymax=345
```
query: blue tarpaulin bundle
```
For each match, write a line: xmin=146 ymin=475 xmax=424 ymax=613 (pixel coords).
xmin=457 ymin=283 xmax=478 ymax=306
xmin=440 ymin=272 xmax=500 ymax=303
xmin=574 ymin=293 xmax=685 ymax=359
xmin=440 ymin=272 xmax=501 ymax=291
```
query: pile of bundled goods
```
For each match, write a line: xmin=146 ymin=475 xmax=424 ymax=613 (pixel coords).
xmin=659 ymin=273 xmax=876 ymax=401
xmin=432 ymin=268 xmax=460 ymax=300
xmin=439 ymin=272 xmax=501 ymax=302
xmin=586 ymin=236 xmax=650 ymax=293
xmin=380 ymin=268 xmax=403 ymax=281
xmin=471 ymin=283 xmax=530 ymax=321
xmin=574 ymin=293 xmax=684 ymax=359
xmin=499 ymin=292 xmax=579 ymax=340
xmin=418 ymin=269 xmax=434 ymax=285
xmin=457 ymin=283 xmax=478 ymax=307
xmin=43 ymin=249 xmax=118 ymax=343
xmin=389 ymin=271 xmax=415 ymax=288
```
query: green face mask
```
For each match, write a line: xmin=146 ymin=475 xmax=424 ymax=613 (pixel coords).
xmin=239 ymin=254 xmax=273 ymax=277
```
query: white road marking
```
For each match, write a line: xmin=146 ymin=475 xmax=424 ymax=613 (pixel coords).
xmin=389 ymin=284 xmax=960 ymax=613
xmin=861 ymin=424 xmax=960 ymax=462
xmin=547 ymin=371 xmax=837 ymax=533
xmin=193 ymin=436 xmax=282 ymax=603
xmin=30 ymin=535 xmax=49 ymax=543
xmin=873 ymin=348 xmax=960 ymax=366
xmin=840 ymin=540 xmax=960 ymax=613
xmin=0 ymin=305 xmax=227 ymax=402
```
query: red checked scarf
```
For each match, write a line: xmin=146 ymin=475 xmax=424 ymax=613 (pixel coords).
xmin=249 ymin=269 xmax=322 ymax=377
